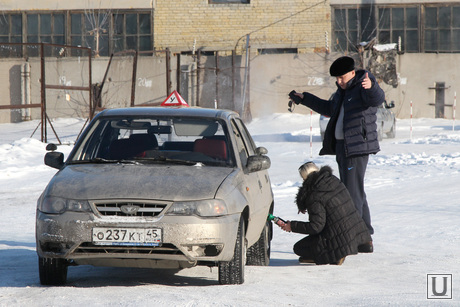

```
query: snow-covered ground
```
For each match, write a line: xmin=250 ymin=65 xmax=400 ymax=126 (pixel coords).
xmin=1 ymin=113 xmax=459 ymax=306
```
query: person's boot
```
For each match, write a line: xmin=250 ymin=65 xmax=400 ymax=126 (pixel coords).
xmin=333 ymin=257 xmax=346 ymax=265
xmin=358 ymin=241 xmax=373 ymax=253
xmin=298 ymin=257 xmax=315 ymax=264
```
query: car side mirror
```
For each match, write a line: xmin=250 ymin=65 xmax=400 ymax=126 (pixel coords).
xmin=385 ymin=101 xmax=395 ymax=109
xmin=246 ymin=155 xmax=271 ymax=173
xmin=255 ymin=146 xmax=268 ymax=155
xmin=44 ymin=152 xmax=64 ymax=169
xmin=46 ymin=143 xmax=58 ymax=151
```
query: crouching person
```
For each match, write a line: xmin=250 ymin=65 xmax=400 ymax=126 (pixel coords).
xmin=279 ymin=162 xmax=371 ymax=265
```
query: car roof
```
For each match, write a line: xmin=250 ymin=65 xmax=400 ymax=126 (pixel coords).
xmin=97 ymin=107 xmax=239 ymax=120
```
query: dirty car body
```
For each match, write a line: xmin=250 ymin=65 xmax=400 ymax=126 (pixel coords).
xmin=36 ymin=107 xmax=274 ymax=285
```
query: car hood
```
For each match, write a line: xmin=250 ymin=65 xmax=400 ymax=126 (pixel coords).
xmin=44 ymin=163 xmax=235 ymax=201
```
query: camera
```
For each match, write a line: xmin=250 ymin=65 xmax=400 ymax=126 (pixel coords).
xmin=288 ymin=90 xmax=301 ymax=112
xmin=289 ymin=90 xmax=302 ymax=104
xmin=288 ymin=100 xmax=294 ymax=112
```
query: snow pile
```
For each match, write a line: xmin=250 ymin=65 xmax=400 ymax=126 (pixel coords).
xmin=373 ymin=43 xmax=397 ymax=52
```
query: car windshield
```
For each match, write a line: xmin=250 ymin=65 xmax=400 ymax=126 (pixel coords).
xmin=69 ymin=115 xmax=234 ymax=167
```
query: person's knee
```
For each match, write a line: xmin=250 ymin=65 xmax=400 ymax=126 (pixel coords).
xmin=293 ymin=238 xmax=312 ymax=257
xmin=293 ymin=242 xmax=301 ymax=255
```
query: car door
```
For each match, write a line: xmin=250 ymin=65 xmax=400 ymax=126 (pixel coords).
xmin=231 ymin=118 xmax=272 ymax=245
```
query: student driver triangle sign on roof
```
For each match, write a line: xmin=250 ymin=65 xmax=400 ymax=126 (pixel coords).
xmin=161 ymin=90 xmax=190 ymax=107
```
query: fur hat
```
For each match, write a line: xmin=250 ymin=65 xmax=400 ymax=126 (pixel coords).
xmin=298 ymin=162 xmax=319 ymax=180
xmin=329 ymin=56 xmax=355 ymax=77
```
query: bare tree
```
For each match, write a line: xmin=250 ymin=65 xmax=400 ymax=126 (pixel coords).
xmin=84 ymin=8 xmax=112 ymax=57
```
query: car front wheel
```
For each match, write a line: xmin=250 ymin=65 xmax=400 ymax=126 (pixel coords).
xmin=377 ymin=123 xmax=384 ymax=141
xmin=218 ymin=216 xmax=246 ymax=285
xmin=38 ymin=256 xmax=68 ymax=286
xmin=246 ymin=219 xmax=271 ymax=266
xmin=386 ymin=119 xmax=396 ymax=138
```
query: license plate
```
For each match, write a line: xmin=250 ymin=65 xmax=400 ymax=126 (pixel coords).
xmin=92 ymin=227 xmax=162 ymax=246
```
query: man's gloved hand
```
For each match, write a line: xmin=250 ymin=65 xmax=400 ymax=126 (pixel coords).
xmin=289 ymin=90 xmax=302 ymax=105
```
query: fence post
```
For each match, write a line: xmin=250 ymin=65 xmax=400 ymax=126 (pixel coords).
xmin=453 ymin=92 xmax=457 ymax=131
xmin=410 ymin=100 xmax=413 ymax=140
xmin=40 ymin=43 xmax=47 ymax=143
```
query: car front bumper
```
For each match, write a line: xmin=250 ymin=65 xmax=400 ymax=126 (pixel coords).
xmin=36 ymin=210 xmax=240 ymax=268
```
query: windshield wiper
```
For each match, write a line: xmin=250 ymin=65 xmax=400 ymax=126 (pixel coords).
xmin=70 ymin=158 xmax=139 ymax=165
xmin=137 ymin=156 xmax=199 ymax=166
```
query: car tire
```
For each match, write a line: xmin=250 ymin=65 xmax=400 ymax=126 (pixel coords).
xmin=386 ymin=119 xmax=396 ymax=138
xmin=38 ymin=256 xmax=68 ymax=286
xmin=246 ymin=220 xmax=271 ymax=266
xmin=218 ymin=216 xmax=246 ymax=285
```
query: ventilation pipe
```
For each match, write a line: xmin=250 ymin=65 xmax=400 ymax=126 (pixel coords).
xmin=21 ymin=62 xmax=31 ymax=121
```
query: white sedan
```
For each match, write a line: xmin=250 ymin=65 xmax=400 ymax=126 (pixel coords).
xmin=36 ymin=107 xmax=274 ymax=286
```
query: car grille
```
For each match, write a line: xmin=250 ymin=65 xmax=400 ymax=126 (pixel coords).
xmin=74 ymin=242 xmax=182 ymax=255
xmin=94 ymin=201 xmax=168 ymax=217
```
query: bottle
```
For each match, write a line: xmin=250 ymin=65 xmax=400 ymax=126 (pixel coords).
xmin=267 ymin=214 xmax=286 ymax=226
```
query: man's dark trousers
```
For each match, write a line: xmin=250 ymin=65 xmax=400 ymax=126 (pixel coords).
xmin=335 ymin=140 xmax=374 ymax=235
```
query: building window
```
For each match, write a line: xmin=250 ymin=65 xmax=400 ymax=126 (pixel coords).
xmin=424 ymin=6 xmax=460 ymax=53
xmin=378 ymin=7 xmax=419 ymax=52
xmin=0 ymin=10 xmax=153 ymax=58
xmin=26 ymin=13 xmax=66 ymax=56
xmin=209 ymin=0 xmax=249 ymax=3
xmin=258 ymin=48 xmax=297 ymax=54
xmin=0 ymin=14 xmax=23 ymax=57
xmin=70 ymin=12 xmax=110 ymax=57
xmin=333 ymin=4 xmax=460 ymax=53
xmin=113 ymin=13 xmax=152 ymax=54
xmin=333 ymin=7 xmax=376 ymax=53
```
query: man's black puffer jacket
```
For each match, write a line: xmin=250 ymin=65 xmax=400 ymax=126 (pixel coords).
xmin=300 ymin=70 xmax=385 ymax=157
xmin=290 ymin=166 xmax=371 ymax=264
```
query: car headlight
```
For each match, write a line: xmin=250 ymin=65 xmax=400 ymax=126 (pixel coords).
xmin=166 ymin=199 xmax=227 ymax=217
xmin=38 ymin=196 xmax=91 ymax=214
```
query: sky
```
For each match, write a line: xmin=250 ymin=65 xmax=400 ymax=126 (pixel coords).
xmin=1 ymin=112 xmax=459 ymax=306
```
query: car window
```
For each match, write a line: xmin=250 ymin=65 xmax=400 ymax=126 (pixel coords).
xmin=230 ymin=118 xmax=257 ymax=168
xmin=70 ymin=116 xmax=234 ymax=167
xmin=230 ymin=120 xmax=248 ymax=167
xmin=234 ymin=118 xmax=256 ymax=156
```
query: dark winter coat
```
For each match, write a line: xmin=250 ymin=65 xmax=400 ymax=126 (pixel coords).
xmin=290 ymin=166 xmax=372 ymax=264
xmin=300 ymin=70 xmax=385 ymax=157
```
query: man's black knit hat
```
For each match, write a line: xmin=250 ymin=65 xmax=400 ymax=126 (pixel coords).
xmin=329 ymin=56 xmax=355 ymax=77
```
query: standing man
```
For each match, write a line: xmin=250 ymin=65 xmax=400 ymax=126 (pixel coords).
xmin=289 ymin=56 xmax=385 ymax=253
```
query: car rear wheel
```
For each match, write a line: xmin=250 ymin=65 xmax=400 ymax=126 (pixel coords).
xmin=246 ymin=220 xmax=271 ymax=266
xmin=38 ymin=256 xmax=68 ymax=286
xmin=218 ymin=216 xmax=246 ymax=285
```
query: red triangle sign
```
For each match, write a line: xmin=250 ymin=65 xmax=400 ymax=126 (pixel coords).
xmin=161 ymin=90 xmax=190 ymax=107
